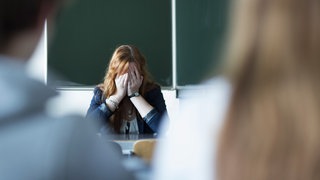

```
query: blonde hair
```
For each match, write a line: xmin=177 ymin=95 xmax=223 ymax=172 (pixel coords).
xmin=101 ymin=45 xmax=155 ymax=133
xmin=217 ymin=0 xmax=320 ymax=179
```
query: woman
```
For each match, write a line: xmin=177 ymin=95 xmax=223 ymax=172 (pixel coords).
xmin=86 ymin=45 xmax=168 ymax=134
xmin=217 ymin=0 xmax=320 ymax=179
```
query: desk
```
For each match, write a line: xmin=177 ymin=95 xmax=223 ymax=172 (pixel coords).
xmin=100 ymin=134 xmax=156 ymax=180
xmin=106 ymin=134 xmax=157 ymax=155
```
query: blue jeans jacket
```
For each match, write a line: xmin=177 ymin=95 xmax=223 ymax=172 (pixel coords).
xmin=86 ymin=85 xmax=168 ymax=134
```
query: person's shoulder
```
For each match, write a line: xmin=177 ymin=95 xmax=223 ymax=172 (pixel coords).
xmin=179 ymin=76 xmax=231 ymax=100
xmin=201 ymin=76 xmax=231 ymax=98
xmin=146 ymin=81 xmax=160 ymax=90
xmin=144 ymin=82 xmax=161 ymax=95
xmin=202 ymin=76 xmax=230 ymax=89
xmin=93 ymin=84 xmax=103 ymax=94
xmin=177 ymin=76 xmax=232 ymax=125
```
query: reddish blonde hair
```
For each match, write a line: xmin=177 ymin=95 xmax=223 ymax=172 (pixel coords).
xmin=101 ymin=45 xmax=155 ymax=133
xmin=102 ymin=45 xmax=153 ymax=98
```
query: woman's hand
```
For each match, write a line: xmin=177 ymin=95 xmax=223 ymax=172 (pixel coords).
xmin=128 ymin=63 xmax=143 ymax=96
xmin=114 ymin=73 xmax=128 ymax=100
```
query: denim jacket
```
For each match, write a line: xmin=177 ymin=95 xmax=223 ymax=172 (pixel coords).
xmin=86 ymin=85 xmax=168 ymax=134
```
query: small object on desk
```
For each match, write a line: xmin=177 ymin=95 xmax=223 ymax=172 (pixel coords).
xmin=109 ymin=134 xmax=157 ymax=156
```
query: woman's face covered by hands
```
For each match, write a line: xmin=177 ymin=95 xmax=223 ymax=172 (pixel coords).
xmin=114 ymin=62 xmax=143 ymax=98
xmin=127 ymin=62 xmax=143 ymax=95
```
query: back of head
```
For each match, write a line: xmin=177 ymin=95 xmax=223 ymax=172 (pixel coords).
xmin=0 ymin=0 xmax=62 ymax=51
xmin=218 ymin=0 xmax=320 ymax=179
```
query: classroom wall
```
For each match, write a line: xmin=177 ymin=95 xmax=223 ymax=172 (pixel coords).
xmin=27 ymin=0 xmax=229 ymax=118
xmin=48 ymin=0 xmax=172 ymax=87
xmin=48 ymin=0 xmax=229 ymax=88
xmin=28 ymin=29 xmax=179 ymax=120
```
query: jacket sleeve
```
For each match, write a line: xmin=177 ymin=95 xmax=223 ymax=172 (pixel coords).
xmin=143 ymin=85 xmax=169 ymax=133
xmin=86 ymin=87 xmax=113 ymax=127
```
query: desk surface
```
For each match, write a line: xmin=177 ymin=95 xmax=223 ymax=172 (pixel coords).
xmin=105 ymin=134 xmax=157 ymax=155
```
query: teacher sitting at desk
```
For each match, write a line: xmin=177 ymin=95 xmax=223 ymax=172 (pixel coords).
xmin=86 ymin=45 xmax=168 ymax=135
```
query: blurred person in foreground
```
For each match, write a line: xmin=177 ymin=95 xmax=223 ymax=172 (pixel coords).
xmin=0 ymin=0 xmax=133 ymax=179
xmin=152 ymin=0 xmax=320 ymax=180
xmin=217 ymin=0 xmax=320 ymax=180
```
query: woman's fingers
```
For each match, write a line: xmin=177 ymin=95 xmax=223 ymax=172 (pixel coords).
xmin=126 ymin=63 xmax=144 ymax=95
xmin=123 ymin=73 xmax=128 ymax=87
xmin=123 ymin=73 xmax=129 ymax=87
xmin=130 ymin=66 xmax=137 ymax=81
xmin=128 ymin=63 xmax=140 ymax=80
xmin=121 ymin=73 xmax=128 ymax=87
xmin=116 ymin=73 xmax=128 ymax=88
xmin=133 ymin=64 xmax=141 ymax=79
xmin=114 ymin=73 xmax=129 ymax=99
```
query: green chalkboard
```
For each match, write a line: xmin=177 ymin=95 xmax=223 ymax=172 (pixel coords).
xmin=48 ymin=0 xmax=172 ymax=87
xmin=176 ymin=0 xmax=228 ymax=86
xmin=48 ymin=0 xmax=229 ymax=87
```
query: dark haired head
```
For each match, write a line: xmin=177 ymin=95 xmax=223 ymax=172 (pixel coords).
xmin=0 ymin=0 xmax=62 ymax=48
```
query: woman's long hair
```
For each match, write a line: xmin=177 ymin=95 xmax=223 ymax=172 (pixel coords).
xmin=217 ymin=0 xmax=320 ymax=179
xmin=101 ymin=45 xmax=155 ymax=133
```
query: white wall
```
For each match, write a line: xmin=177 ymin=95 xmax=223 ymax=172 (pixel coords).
xmin=26 ymin=22 xmax=47 ymax=83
